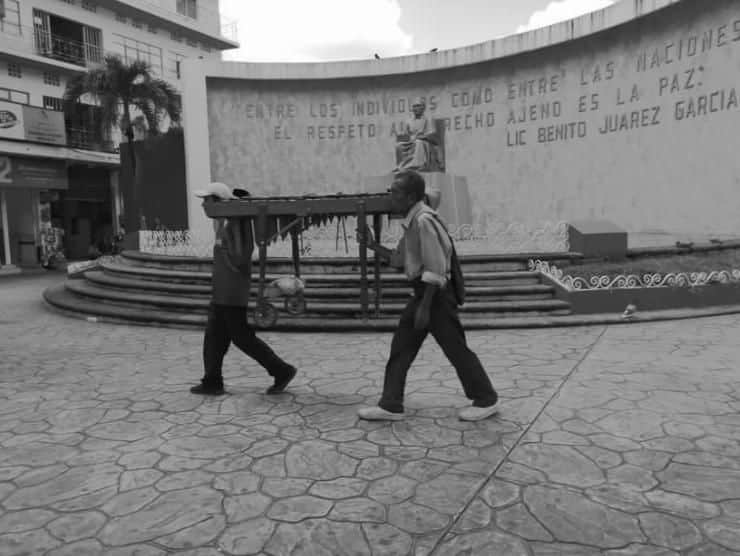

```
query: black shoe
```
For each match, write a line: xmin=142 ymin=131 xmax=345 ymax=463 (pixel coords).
xmin=190 ymin=382 xmax=225 ymax=396
xmin=265 ymin=366 xmax=297 ymax=395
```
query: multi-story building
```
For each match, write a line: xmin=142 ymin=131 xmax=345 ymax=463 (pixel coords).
xmin=0 ymin=0 xmax=237 ymax=272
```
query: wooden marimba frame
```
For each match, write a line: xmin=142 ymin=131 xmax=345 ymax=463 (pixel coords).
xmin=203 ymin=193 xmax=394 ymax=328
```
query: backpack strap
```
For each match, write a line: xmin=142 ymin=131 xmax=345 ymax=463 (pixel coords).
xmin=424 ymin=212 xmax=456 ymax=257
xmin=425 ymin=213 xmax=465 ymax=305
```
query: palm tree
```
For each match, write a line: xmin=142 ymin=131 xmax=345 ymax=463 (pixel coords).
xmin=64 ymin=54 xmax=182 ymax=150
xmin=64 ymin=55 xmax=182 ymax=231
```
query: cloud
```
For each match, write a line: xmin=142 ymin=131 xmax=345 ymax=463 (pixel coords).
xmin=516 ymin=0 xmax=615 ymax=33
xmin=219 ymin=0 xmax=413 ymax=62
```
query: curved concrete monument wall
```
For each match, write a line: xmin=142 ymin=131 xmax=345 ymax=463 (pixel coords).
xmin=182 ymin=0 xmax=740 ymax=253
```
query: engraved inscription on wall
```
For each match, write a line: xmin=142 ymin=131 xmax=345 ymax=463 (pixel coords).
xmin=204 ymin=2 xmax=740 ymax=240
xmin=218 ymin=15 xmax=738 ymax=151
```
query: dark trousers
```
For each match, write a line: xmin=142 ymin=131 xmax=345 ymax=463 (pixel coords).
xmin=379 ymin=284 xmax=498 ymax=413
xmin=202 ymin=304 xmax=292 ymax=386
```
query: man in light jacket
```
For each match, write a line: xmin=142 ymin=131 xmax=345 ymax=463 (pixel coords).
xmin=358 ymin=171 xmax=499 ymax=421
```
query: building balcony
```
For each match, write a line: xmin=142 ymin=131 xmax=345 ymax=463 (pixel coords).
xmin=34 ymin=31 xmax=103 ymax=69
xmin=0 ymin=25 xmax=88 ymax=73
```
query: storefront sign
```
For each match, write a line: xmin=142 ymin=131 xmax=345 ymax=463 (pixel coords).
xmin=22 ymin=105 xmax=66 ymax=145
xmin=0 ymin=101 xmax=67 ymax=145
xmin=0 ymin=100 xmax=25 ymax=141
xmin=0 ymin=155 xmax=68 ymax=189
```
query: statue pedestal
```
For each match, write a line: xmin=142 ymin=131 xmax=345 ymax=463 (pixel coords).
xmin=362 ymin=172 xmax=473 ymax=234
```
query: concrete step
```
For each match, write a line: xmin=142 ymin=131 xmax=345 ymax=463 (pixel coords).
xmin=85 ymin=271 xmax=212 ymax=295
xmin=120 ymin=250 xmax=551 ymax=274
xmin=102 ymin=260 xmax=211 ymax=283
xmin=46 ymin=250 xmax=578 ymax=330
xmin=63 ymin=280 xmax=571 ymax=317
xmin=84 ymin=271 xmax=555 ymax=302
xmin=100 ymin=260 xmax=544 ymax=287
xmin=44 ymin=284 xmax=573 ymax=331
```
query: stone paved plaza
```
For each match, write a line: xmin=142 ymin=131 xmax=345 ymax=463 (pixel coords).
xmin=1 ymin=274 xmax=740 ymax=556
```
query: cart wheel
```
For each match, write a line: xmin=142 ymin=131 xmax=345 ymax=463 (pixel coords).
xmin=284 ymin=295 xmax=306 ymax=315
xmin=254 ymin=301 xmax=278 ymax=328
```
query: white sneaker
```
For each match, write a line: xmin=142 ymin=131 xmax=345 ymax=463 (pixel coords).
xmin=458 ymin=403 xmax=499 ymax=422
xmin=358 ymin=406 xmax=405 ymax=421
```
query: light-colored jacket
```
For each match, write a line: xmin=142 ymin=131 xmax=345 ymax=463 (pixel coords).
xmin=400 ymin=201 xmax=452 ymax=287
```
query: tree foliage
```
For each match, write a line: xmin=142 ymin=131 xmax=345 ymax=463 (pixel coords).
xmin=64 ymin=55 xmax=182 ymax=143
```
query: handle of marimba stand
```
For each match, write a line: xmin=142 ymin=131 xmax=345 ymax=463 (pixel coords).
xmin=256 ymin=205 xmax=268 ymax=300
xmin=290 ymin=228 xmax=300 ymax=278
xmin=357 ymin=202 xmax=368 ymax=320
xmin=373 ymin=214 xmax=382 ymax=317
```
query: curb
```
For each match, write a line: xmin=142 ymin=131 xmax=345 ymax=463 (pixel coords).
xmin=43 ymin=289 xmax=740 ymax=332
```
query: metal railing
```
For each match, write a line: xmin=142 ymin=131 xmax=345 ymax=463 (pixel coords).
xmin=66 ymin=127 xmax=118 ymax=153
xmin=0 ymin=23 xmax=105 ymax=69
xmin=2 ymin=21 xmax=216 ymax=74
xmin=33 ymin=30 xmax=103 ymax=68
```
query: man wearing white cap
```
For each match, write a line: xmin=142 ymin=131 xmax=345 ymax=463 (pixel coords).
xmin=190 ymin=182 xmax=297 ymax=396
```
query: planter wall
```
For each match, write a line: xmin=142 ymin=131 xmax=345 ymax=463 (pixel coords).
xmin=540 ymin=273 xmax=740 ymax=314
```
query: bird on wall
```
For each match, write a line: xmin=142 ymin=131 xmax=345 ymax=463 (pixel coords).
xmin=374 ymin=53 xmax=381 ymax=59
xmin=429 ymin=48 xmax=438 ymax=52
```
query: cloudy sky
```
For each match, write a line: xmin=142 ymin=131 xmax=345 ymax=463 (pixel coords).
xmin=219 ymin=0 xmax=615 ymax=62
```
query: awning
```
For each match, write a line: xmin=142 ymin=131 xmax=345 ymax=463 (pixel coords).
xmin=0 ymin=138 xmax=120 ymax=167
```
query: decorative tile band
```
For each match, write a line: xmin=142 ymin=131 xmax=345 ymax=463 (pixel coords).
xmin=529 ymin=259 xmax=740 ymax=291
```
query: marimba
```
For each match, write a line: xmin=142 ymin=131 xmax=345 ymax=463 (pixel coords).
xmin=203 ymin=192 xmax=394 ymax=327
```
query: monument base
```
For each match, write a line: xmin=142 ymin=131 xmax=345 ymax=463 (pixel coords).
xmin=363 ymin=172 xmax=473 ymax=234
xmin=567 ymin=220 xmax=627 ymax=260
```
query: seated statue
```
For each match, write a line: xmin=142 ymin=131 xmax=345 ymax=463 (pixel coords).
xmin=394 ymin=98 xmax=445 ymax=172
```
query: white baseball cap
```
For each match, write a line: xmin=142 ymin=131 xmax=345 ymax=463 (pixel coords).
xmin=194 ymin=182 xmax=237 ymax=200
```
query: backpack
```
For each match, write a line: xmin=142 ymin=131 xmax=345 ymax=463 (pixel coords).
xmin=427 ymin=213 xmax=466 ymax=306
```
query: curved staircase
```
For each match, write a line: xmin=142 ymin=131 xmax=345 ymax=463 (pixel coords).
xmin=43 ymin=250 xmax=579 ymax=331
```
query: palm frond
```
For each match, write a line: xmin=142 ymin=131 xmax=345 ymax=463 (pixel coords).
xmin=137 ymin=102 xmax=160 ymax=136
xmin=99 ymin=94 xmax=121 ymax=133
xmin=62 ymin=54 xmax=181 ymax=141
xmin=151 ymin=79 xmax=182 ymax=124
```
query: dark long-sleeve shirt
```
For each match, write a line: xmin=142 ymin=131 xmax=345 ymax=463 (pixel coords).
xmin=211 ymin=219 xmax=254 ymax=307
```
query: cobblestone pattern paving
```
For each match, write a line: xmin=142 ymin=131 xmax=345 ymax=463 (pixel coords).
xmin=1 ymin=275 xmax=739 ymax=555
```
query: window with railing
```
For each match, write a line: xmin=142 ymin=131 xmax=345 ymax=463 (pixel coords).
xmin=176 ymin=0 xmax=197 ymax=19
xmin=0 ymin=0 xmax=22 ymax=36
xmin=65 ymin=102 xmax=116 ymax=152
xmin=42 ymin=96 xmax=64 ymax=111
xmin=111 ymin=34 xmax=163 ymax=76
xmin=33 ymin=9 xmax=103 ymax=67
